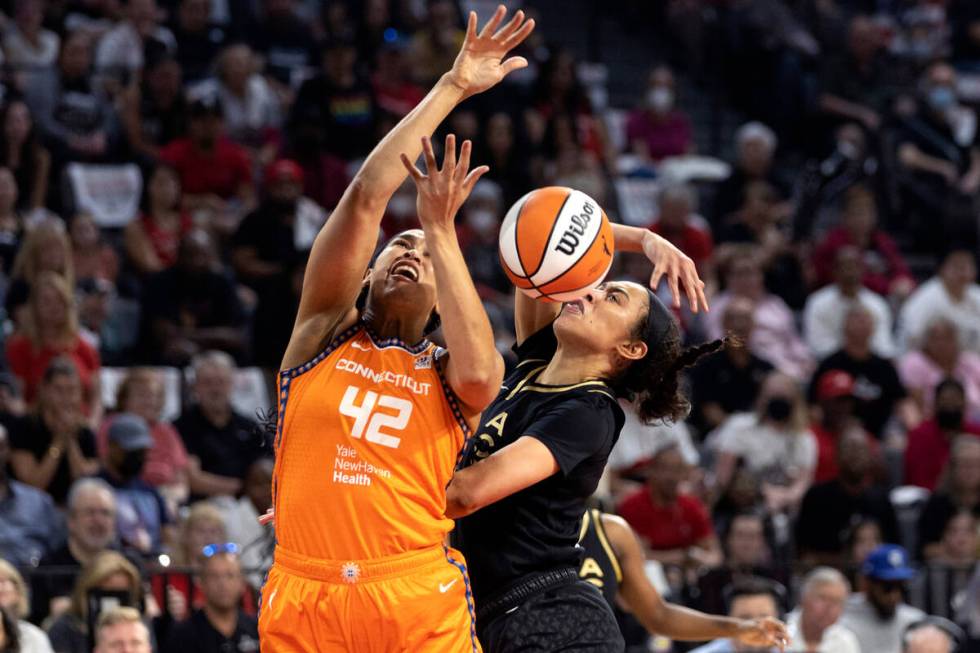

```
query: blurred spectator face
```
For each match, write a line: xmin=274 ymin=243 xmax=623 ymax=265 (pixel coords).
xmin=740 ymin=182 xmax=777 ymax=224
xmin=188 ymin=112 xmax=223 ymax=148
xmin=244 ymin=459 xmax=273 ymax=514
xmin=179 ymin=0 xmax=210 ymax=31
xmin=834 ymin=246 xmax=863 ymax=289
xmin=835 ymin=123 xmax=867 ymax=160
xmin=128 ymin=0 xmax=159 ymax=33
xmin=0 ymin=169 xmax=17 ymax=213
xmin=100 ymin=570 xmax=135 ymax=594
xmin=848 ymin=16 xmax=882 ymax=62
xmin=726 ymin=257 xmax=765 ymax=298
xmin=38 ymin=229 xmax=69 ymax=272
xmin=934 ymin=382 xmax=966 ymax=431
xmin=35 ymin=278 xmax=70 ymax=328
xmin=323 ymin=45 xmax=356 ymax=83
xmin=904 ymin=626 xmax=953 ymax=653
xmin=738 ymin=136 xmax=774 ymax=178
xmin=428 ymin=0 xmax=457 ymax=31
xmin=940 ymin=512 xmax=977 ymax=562
xmin=70 ymin=213 xmax=101 ymax=249
xmin=726 ymin=514 xmax=767 ymax=567
xmin=146 ymin=58 xmax=182 ymax=103
xmin=950 ymin=439 xmax=980 ymax=492
xmin=842 ymin=189 xmax=877 ymax=238
xmin=185 ymin=516 xmax=226 ymax=565
xmin=40 ymin=369 xmax=83 ymax=418
xmin=730 ymin=593 xmax=779 ymax=652
xmin=61 ymin=32 xmax=93 ymax=79
xmin=721 ymin=297 xmax=755 ymax=342
xmin=178 ymin=230 xmax=216 ymax=275
xmin=923 ymin=63 xmax=958 ymax=115
xmin=122 ymin=371 xmax=165 ymax=425
xmin=850 ymin=521 xmax=883 ymax=566
xmin=658 ymin=186 xmax=693 ymax=229
xmin=79 ymin=280 xmax=113 ymax=332
xmin=220 ymin=45 xmax=252 ymax=91
xmin=549 ymin=52 xmax=576 ymax=96
xmin=486 ymin=113 xmax=514 ymax=157
xmin=449 ymin=109 xmax=480 ymax=144
xmin=837 ymin=428 xmax=872 ymax=483
xmin=940 ymin=251 xmax=976 ymax=294
xmin=0 ymin=571 xmax=17 ymax=614
xmin=922 ymin=320 xmax=960 ymax=365
xmin=193 ymin=361 xmax=233 ymax=414
xmin=758 ymin=373 xmax=801 ymax=427
xmin=646 ymin=66 xmax=676 ymax=116
xmin=843 ymin=306 xmax=875 ymax=350
xmin=266 ymin=161 xmax=303 ymax=205
xmin=15 ymin=0 xmax=44 ymax=33
xmin=148 ymin=166 xmax=181 ymax=211
xmin=3 ymin=101 xmax=32 ymax=148
xmin=801 ymin=579 xmax=849 ymax=637
xmin=95 ymin=620 xmax=151 ymax=653
xmin=867 ymin=577 xmax=905 ymax=619
xmin=200 ymin=553 xmax=244 ymax=611
xmin=646 ymin=446 xmax=686 ymax=503
xmin=463 ymin=182 xmax=502 ymax=242
xmin=69 ymin=486 xmax=116 ymax=552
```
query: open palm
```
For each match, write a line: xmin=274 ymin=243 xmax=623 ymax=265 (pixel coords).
xmin=448 ymin=5 xmax=536 ymax=100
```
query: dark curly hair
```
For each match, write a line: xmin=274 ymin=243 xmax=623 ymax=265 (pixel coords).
xmin=608 ymin=311 xmax=734 ymax=424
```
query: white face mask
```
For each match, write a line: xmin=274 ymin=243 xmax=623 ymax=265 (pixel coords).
xmin=648 ymin=87 xmax=674 ymax=113
xmin=467 ymin=209 xmax=498 ymax=235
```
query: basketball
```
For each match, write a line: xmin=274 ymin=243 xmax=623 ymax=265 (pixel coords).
xmin=498 ymin=187 xmax=615 ymax=302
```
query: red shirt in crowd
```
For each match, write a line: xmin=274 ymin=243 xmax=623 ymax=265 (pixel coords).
xmin=159 ymin=137 xmax=252 ymax=199
xmin=139 ymin=212 xmax=193 ymax=269
xmin=650 ymin=222 xmax=714 ymax=272
xmin=617 ymin=487 xmax=714 ymax=551
xmin=810 ymin=423 xmax=879 ymax=484
xmin=812 ymin=227 xmax=913 ymax=295
xmin=5 ymin=335 xmax=100 ymax=407
xmin=904 ymin=418 xmax=980 ymax=491
xmin=626 ymin=109 xmax=692 ymax=161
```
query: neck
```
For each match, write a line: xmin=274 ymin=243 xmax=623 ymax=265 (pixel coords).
xmin=943 ymin=279 xmax=966 ymax=301
xmin=362 ymin=305 xmax=428 ymax=345
xmin=838 ymin=283 xmax=860 ymax=297
xmin=204 ymin=604 xmax=238 ymax=635
xmin=838 ymin=474 xmax=866 ymax=493
xmin=537 ymin=342 xmax=609 ymax=386
xmin=67 ymin=537 xmax=100 ymax=565
xmin=844 ymin=342 xmax=870 ymax=359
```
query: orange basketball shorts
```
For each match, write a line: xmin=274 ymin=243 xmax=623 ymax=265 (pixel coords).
xmin=259 ymin=545 xmax=481 ymax=653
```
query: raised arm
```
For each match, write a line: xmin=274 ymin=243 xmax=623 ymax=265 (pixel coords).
xmin=284 ymin=6 xmax=534 ymax=369
xmin=401 ymin=135 xmax=504 ymax=413
xmin=514 ymin=224 xmax=707 ymax=344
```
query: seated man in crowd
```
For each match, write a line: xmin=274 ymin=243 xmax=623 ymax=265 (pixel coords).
xmin=786 ymin=567 xmax=861 ymax=653
xmin=690 ymin=577 xmax=786 ymax=653
xmin=94 ymin=606 xmax=152 ymax=653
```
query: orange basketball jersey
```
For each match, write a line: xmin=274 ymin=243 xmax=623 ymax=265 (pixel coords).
xmin=272 ymin=322 xmax=470 ymax=561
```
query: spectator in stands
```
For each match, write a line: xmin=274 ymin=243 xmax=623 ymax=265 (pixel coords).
xmin=140 ymin=229 xmax=247 ymax=366
xmin=811 ymin=186 xmax=915 ymax=298
xmin=818 ymin=15 xmax=890 ymax=132
xmin=839 ymin=545 xmax=926 ymax=653
xmin=710 ymin=372 xmax=816 ymax=515
xmin=803 ymin=246 xmax=895 ymax=359
xmin=119 ymin=51 xmax=188 ymax=163
xmin=899 ymin=318 xmax=980 ymax=421
xmin=899 ymin=249 xmax=980 ymax=355
xmin=92 ymin=606 xmax=150 ymax=653
xmin=0 ymin=167 xmax=24 ymax=275
xmin=649 ymin=184 xmax=713 ymax=275
xmin=192 ymin=44 xmax=281 ymax=156
xmin=8 ymin=357 xmax=98 ymax=505
xmin=786 ymin=567 xmax=861 ymax=653
xmin=247 ymin=0 xmax=318 ymax=89
xmin=47 ymin=551 xmax=145 ymax=653
xmin=0 ymin=423 xmax=61 ymax=568
xmin=159 ymin=96 xmax=255 ymax=235
xmin=69 ymin=213 xmax=118 ymax=285
xmin=94 ymin=0 xmax=175 ymax=88
xmin=291 ymin=38 xmax=376 ymax=161
xmin=409 ymin=0 xmax=464 ymax=86
xmin=956 ymin=564 xmax=980 ymax=648
xmin=930 ymin=511 xmax=977 ymax=566
xmin=170 ymin=0 xmax=230 ymax=85
xmin=76 ymin=278 xmax=139 ymax=366
xmin=99 ymin=368 xmax=189 ymax=509
xmin=689 ymin=297 xmax=772 ymax=435
xmin=951 ymin=0 xmax=980 ymax=66
xmin=0 ymin=558 xmax=54 ymax=653
xmin=0 ymin=99 xmax=50 ymax=213
xmin=917 ymin=436 xmax=980 ymax=560
xmin=218 ymin=457 xmax=274 ymax=590
xmin=549 ymin=123 xmax=609 ymax=207
xmin=176 ymin=350 xmax=263 ymax=499
xmin=896 ymin=63 xmax=980 ymax=252
xmin=713 ymin=122 xmax=791 ymax=226
xmin=797 ymin=429 xmax=899 ymax=565
xmin=7 ymin=216 xmax=74 ymax=332
xmin=32 ymin=478 xmax=118 ymax=625
xmin=164 ymin=547 xmax=259 ymax=653
xmin=626 ymin=64 xmax=693 ymax=163
xmin=617 ymin=442 xmax=723 ymax=570
xmin=232 ymin=159 xmax=324 ymax=368
xmin=706 ymin=250 xmax=813 ymax=380
xmin=3 ymin=0 xmax=60 ymax=84
xmin=479 ymin=112 xmax=528 ymax=209
xmin=97 ymin=413 xmax=172 ymax=555
xmin=457 ymin=180 xmax=511 ymax=301
xmin=25 ymin=31 xmax=116 ymax=164
xmin=689 ymin=577 xmax=784 ymax=653
xmin=904 ymin=379 xmax=980 ymax=491
xmin=903 ymin=622 xmax=960 ymax=653
xmin=810 ymin=370 xmax=876 ymax=484
xmin=6 ymin=273 xmax=101 ymax=413
xmin=847 ymin=519 xmax=884 ymax=571
xmin=124 ymin=164 xmax=191 ymax=275
xmin=153 ymin=502 xmax=225 ymax=622
xmin=809 ymin=305 xmax=915 ymax=439
xmin=280 ymin=102 xmax=348 ymax=211
xmin=371 ymin=36 xmax=424 ymax=120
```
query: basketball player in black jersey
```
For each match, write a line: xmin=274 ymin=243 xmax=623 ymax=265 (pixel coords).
xmin=447 ymin=225 xmax=788 ymax=652
xmin=579 ymin=509 xmax=789 ymax=648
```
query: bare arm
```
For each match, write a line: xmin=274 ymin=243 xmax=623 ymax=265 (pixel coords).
xmin=123 ymin=221 xmax=164 ymax=274
xmin=10 ymin=448 xmax=61 ymax=491
xmin=402 ymin=135 xmax=504 ymax=413
xmin=284 ymin=6 xmax=535 ymax=370
xmin=446 ymin=435 xmax=558 ymax=518
xmin=897 ymin=143 xmax=959 ymax=181
xmin=819 ymin=94 xmax=879 ymax=128
xmin=605 ymin=514 xmax=787 ymax=648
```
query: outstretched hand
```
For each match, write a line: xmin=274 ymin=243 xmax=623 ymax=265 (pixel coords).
xmin=734 ymin=617 xmax=789 ymax=652
xmin=400 ymin=134 xmax=489 ymax=232
xmin=446 ymin=5 xmax=535 ymax=100
xmin=642 ymin=232 xmax=709 ymax=313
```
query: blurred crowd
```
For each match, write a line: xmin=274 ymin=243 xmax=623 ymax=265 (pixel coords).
xmin=0 ymin=0 xmax=977 ymax=652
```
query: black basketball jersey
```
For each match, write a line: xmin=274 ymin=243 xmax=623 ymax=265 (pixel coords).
xmin=452 ymin=322 xmax=625 ymax=604
xmin=578 ymin=509 xmax=623 ymax=606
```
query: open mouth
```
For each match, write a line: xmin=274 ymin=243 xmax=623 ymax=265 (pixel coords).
xmin=564 ymin=300 xmax=585 ymax=314
xmin=389 ymin=260 xmax=420 ymax=283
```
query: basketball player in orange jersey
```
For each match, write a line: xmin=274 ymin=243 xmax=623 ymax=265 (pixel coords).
xmin=258 ymin=7 xmax=534 ymax=652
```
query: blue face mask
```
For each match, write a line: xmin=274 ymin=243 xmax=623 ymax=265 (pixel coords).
xmin=928 ymin=86 xmax=956 ymax=111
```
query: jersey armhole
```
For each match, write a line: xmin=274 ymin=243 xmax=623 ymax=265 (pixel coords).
xmin=434 ymin=348 xmax=473 ymax=441
xmin=278 ymin=322 xmax=362 ymax=380
xmin=594 ymin=512 xmax=623 ymax=583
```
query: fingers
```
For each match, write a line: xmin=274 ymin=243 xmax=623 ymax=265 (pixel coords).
xmin=668 ymin=265 xmax=681 ymax=308
xmin=465 ymin=11 xmax=477 ymax=41
xmin=502 ymin=18 xmax=535 ymax=50
xmin=479 ymin=4 xmax=507 ymax=38
xmin=455 ymin=138 xmax=472 ymax=182
xmin=462 ymin=165 xmax=490 ymax=194
xmin=500 ymin=56 xmax=529 ymax=75
xmin=493 ymin=9 xmax=524 ymax=41
xmin=421 ymin=136 xmax=438 ymax=175
xmin=443 ymin=133 xmax=457 ymax=174
xmin=399 ymin=153 xmax=425 ymax=182
xmin=649 ymin=266 xmax=665 ymax=294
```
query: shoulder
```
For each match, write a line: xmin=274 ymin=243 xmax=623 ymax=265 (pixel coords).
xmin=10 ymin=479 xmax=54 ymax=507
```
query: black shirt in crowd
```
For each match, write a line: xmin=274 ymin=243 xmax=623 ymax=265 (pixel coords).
xmin=452 ymin=323 xmax=624 ymax=603
xmin=8 ymin=415 xmax=97 ymax=505
xmin=795 ymin=478 xmax=900 ymax=556
xmin=175 ymin=405 xmax=263 ymax=482
xmin=165 ymin=609 xmax=259 ymax=653
xmin=291 ymin=74 xmax=377 ymax=160
xmin=688 ymin=351 xmax=773 ymax=434
xmin=808 ymin=349 xmax=907 ymax=438
xmin=916 ymin=492 xmax=980 ymax=558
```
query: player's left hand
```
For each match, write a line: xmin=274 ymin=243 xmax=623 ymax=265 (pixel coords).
xmin=446 ymin=5 xmax=535 ymax=100
xmin=734 ymin=617 xmax=789 ymax=651
xmin=642 ymin=231 xmax=709 ymax=313
xmin=401 ymin=134 xmax=489 ymax=233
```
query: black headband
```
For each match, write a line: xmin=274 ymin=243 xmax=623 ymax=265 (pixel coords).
xmin=642 ymin=288 xmax=674 ymax=352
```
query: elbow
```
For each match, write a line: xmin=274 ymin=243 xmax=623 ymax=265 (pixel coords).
xmin=453 ymin=356 xmax=504 ymax=410
xmin=345 ymin=175 xmax=386 ymax=215
xmin=446 ymin=482 xmax=482 ymax=519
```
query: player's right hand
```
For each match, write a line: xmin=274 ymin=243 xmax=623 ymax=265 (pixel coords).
xmin=445 ymin=5 xmax=535 ymax=100
xmin=401 ymin=134 xmax=488 ymax=232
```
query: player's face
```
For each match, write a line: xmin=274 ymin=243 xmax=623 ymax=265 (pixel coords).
xmin=554 ymin=281 xmax=650 ymax=358
xmin=368 ymin=230 xmax=437 ymax=315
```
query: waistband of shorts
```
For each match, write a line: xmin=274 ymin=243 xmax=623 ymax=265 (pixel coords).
xmin=272 ymin=544 xmax=452 ymax=583
xmin=477 ymin=567 xmax=579 ymax=623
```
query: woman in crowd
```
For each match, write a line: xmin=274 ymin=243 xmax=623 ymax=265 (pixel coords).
xmin=0 ymin=99 xmax=50 ymax=213
xmin=69 ymin=213 xmax=118 ymax=284
xmin=124 ymin=164 xmax=191 ymax=276
xmin=0 ymin=167 xmax=25 ymax=275
xmin=899 ymin=317 xmax=980 ymax=420
xmin=7 ymin=219 xmax=73 ymax=331
xmin=0 ymin=558 xmax=54 ymax=652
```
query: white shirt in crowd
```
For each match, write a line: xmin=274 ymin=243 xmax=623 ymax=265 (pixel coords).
xmin=898 ymin=277 xmax=980 ymax=353
xmin=95 ymin=21 xmax=176 ymax=74
xmin=18 ymin=619 xmax=54 ymax=653
xmin=3 ymin=26 xmax=59 ymax=71
xmin=189 ymin=75 xmax=282 ymax=145
xmin=838 ymin=593 xmax=925 ymax=653
xmin=607 ymin=399 xmax=700 ymax=469
xmin=785 ymin=608 xmax=861 ymax=653
xmin=708 ymin=412 xmax=817 ymax=483
xmin=803 ymin=285 xmax=895 ymax=359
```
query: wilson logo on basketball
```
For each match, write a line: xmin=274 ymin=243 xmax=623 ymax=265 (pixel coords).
xmin=554 ymin=201 xmax=595 ymax=255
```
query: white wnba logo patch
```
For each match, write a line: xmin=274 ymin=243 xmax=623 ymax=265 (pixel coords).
xmin=341 ymin=562 xmax=361 ymax=583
